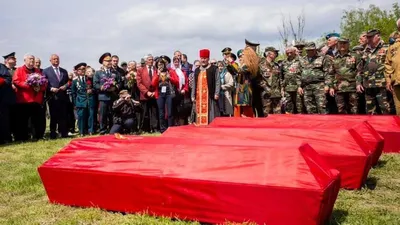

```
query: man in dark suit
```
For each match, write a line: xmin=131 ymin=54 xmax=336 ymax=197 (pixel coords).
xmin=0 ymin=62 xmax=14 ymax=144
xmin=94 ymin=52 xmax=122 ymax=134
xmin=136 ymin=54 xmax=159 ymax=133
xmin=42 ymin=54 xmax=69 ymax=139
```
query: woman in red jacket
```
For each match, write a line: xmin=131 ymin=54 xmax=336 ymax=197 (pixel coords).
xmin=12 ymin=54 xmax=47 ymax=141
xmin=151 ymin=56 xmax=179 ymax=133
xmin=169 ymin=56 xmax=190 ymax=125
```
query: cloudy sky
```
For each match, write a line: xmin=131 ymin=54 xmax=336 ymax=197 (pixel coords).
xmin=1 ymin=0 xmax=394 ymax=70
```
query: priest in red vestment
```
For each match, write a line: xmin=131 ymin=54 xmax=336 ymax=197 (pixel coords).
xmin=191 ymin=49 xmax=221 ymax=126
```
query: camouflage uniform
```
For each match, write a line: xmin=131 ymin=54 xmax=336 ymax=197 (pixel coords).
xmin=298 ymin=43 xmax=334 ymax=114
xmin=282 ymin=56 xmax=303 ymax=113
xmin=360 ymin=40 xmax=391 ymax=114
xmin=259 ymin=57 xmax=282 ymax=114
xmin=333 ymin=50 xmax=363 ymax=114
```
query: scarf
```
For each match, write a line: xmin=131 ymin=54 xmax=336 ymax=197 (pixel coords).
xmin=171 ymin=63 xmax=185 ymax=90
xmin=219 ymin=68 xmax=227 ymax=96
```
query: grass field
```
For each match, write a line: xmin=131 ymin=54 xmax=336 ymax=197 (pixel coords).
xmin=0 ymin=138 xmax=399 ymax=225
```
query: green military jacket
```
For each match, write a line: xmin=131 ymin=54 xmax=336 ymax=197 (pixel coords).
xmin=258 ymin=58 xmax=282 ymax=98
xmin=282 ymin=57 xmax=301 ymax=92
xmin=333 ymin=51 xmax=363 ymax=92
xmin=360 ymin=41 xmax=388 ymax=88
xmin=71 ymin=76 xmax=96 ymax=108
xmin=298 ymin=55 xmax=333 ymax=88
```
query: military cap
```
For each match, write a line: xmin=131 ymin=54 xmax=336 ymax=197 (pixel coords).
xmin=294 ymin=41 xmax=306 ymax=48
xmin=3 ymin=52 xmax=16 ymax=60
xmin=325 ymin=32 xmax=340 ymax=40
xmin=245 ymin=39 xmax=260 ymax=47
xmin=366 ymin=29 xmax=380 ymax=37
xmin=304 ymin=42 xmax=317 ymax=50
xmin=229 ymin=53 xmax=237 ymax=61
xmin=140 ymin=58 xmax=145 ymax=64
xmin=237 ymin=49 xmax=243 ymax=57
xmin=338 ymin=37 xmax=350 ymax=43
xmin=120 ymin=61 xmax=127 ymax=66
xmin=352 ymin=45 xmax=365 ymax=51
xmin=74 ymin=62 xmax=87 ymax=70
xmin=99 ymin=52 xmax=112 ymax=64
xmin=264 ymin=46 xmax=279 ymax=57
xmin=159 ymin=55 xmax=171 ymax=64
xmin=221 ymin=47 xmax=232 ymax=54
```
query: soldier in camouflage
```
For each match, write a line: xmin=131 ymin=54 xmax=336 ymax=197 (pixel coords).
xmin=282 ymin=46 xmax=303 ymax=113
xmin=258 ymin=47 xmax=283 ymax=115
xmin=297 ymin=42 xmax=335 ymax=114
xmin=357 ymin=29 xmax=391 ymax=114
xmin=332 ymin=38 xmax=364 ymax=114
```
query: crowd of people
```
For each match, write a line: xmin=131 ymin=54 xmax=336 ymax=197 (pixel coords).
xmin=0 ymin=21 xmax=400 ymax=145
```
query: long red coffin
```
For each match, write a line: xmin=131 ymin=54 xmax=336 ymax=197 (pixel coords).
xmin=163 ymin=126 xmax=372 ymax=189
xmin=210 ymin=116 xmax=384 ymax=165
xmin=268 ymin=115 xmax=399 ymax=153
xmin=38 ymin=137 xmax=340 ymax=225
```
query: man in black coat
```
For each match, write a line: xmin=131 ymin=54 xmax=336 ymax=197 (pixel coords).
xmin=0 ymin=63 xmax=14 ymax=144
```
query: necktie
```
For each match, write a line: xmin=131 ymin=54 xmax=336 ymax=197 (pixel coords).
xmin=148 ymin=66 xmax=153 ymax=79
xmin=55 ymin=67 xmax=60 ymax=81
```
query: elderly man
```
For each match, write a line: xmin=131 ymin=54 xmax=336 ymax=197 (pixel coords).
xmin=385 ymin=19 xmax=400 ymax=115
xmin=282 ymin=46 xmax=303 ymax=114
xmin=333 ymin=38 xmax=364 ymax=114
xmin=136 ymin=54 xmax=158 ymax=133
xmin=191 ymin=49 xmax=220 ymax=126
xmin=358 ymin=29 xmax=391 ymax=115
xmin=259 ymin=46 xmax=282 ymax=115
xmin=12 ymin=54 xmax=47 ymax=141
xmin=298 ymin=42 xmax=334 ymax=114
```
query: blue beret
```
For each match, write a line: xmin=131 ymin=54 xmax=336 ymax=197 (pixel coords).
xmin=325 ymin=33 xmax=340 ymax=40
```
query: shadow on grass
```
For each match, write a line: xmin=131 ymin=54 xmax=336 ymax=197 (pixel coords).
xmin=328 ymin=209 xmax=349 ymax=225
xmin=374 ymin=159 xmax=388 ymax=169
xmin=364 ymin=176 xmax=378 ymax=190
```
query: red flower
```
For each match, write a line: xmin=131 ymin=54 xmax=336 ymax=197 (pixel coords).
xmin=67 ymin=80 xmax=72 ymax=87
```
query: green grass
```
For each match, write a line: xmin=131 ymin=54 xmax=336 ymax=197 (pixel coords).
xmin=0 ymin=138 xmax=399 ymax=225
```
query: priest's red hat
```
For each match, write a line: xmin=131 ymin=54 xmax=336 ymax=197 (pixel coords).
xmin=199 ymin=49 xmax=210 ymax=58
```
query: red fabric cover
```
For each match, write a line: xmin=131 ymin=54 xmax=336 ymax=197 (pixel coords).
xmin=267 ymin=115 xmax=400 ymax=153
xmin=210 ymin=116 xmax=384 ymax=165
xmin=163 ymin=126 xmax=372 ymax=189
xmin=38 ymin=137 xmax=340 ymax=225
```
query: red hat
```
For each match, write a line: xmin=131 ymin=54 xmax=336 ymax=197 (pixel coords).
xmin=199 ymin=49 xmax=210 ymax=58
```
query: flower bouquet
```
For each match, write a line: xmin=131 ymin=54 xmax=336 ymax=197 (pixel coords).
xmin=26 ymin=73 xmax=47 ymax=92
xmin=101 ymin=77 xmax=116 ymax=91
xmin=86 ymin=79 xmax=93 ymax=95
xmin=127 ymin=72 xmax=136 ymax=89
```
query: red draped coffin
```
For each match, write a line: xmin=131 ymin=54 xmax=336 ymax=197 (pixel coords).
xmin=266 ymin=115 xmax=399 ymax=153
xmin=163 ymin=126 xmax=372 ymax=189
xmin=38 ymin=137 xmax=340 ymax=225
xmin=210 ymin=116 xmax=385 ymax=165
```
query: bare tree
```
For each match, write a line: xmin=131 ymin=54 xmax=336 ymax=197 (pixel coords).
xmin=277 ymin=13 xmax=290 ymax=47
xmin=277 ymin=9 xmax=306 ymax=47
